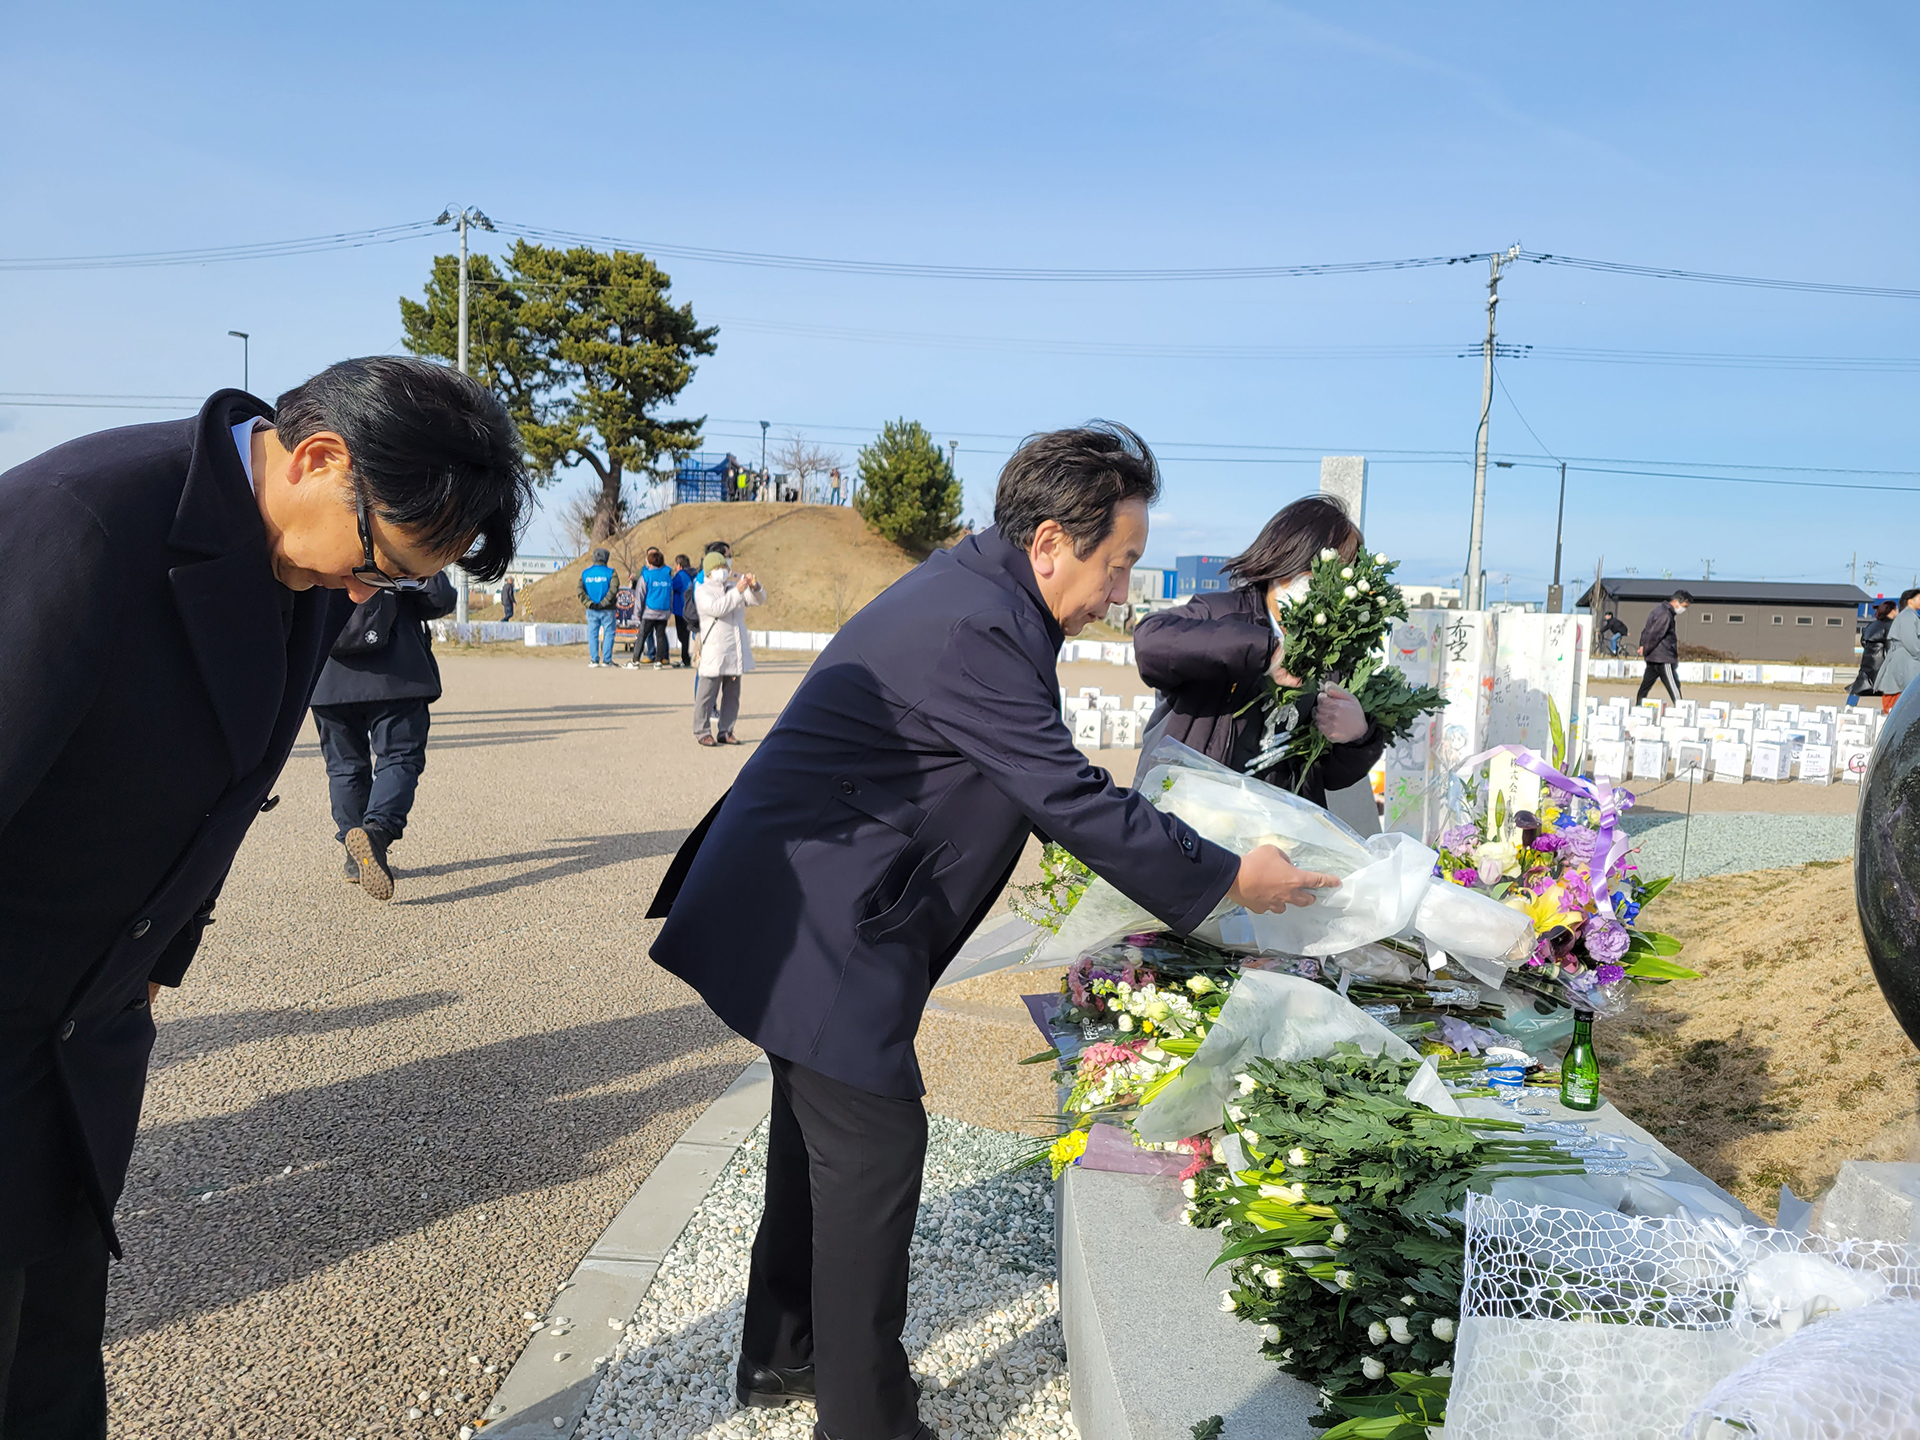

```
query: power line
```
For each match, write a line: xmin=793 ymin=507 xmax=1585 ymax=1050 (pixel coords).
xmin=1521 ymin=250 xmax=1920 ymax=301
xmin=0 ymin=221 xmax=441 ymax=271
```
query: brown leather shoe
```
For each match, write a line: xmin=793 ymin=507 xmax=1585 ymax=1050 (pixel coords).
xmin=719 ymin=733 xmax=742 ymax=745
xmin=697 ymin=734 xmax=718 ymax=746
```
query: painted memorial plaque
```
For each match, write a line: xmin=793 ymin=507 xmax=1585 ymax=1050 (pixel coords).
xmin=1749 ymin=741 xmax=1789 ymax=782
xmin=1104 ymin=709 xmax=1139 ymax=749
xmin=1590 ymin=738 xmax=1628 ymax=782
xmin=1071 ymin=708 xmax=1104 ymax=750
xmin=1437 ymin=611 xmax=1494 ymax=770
xmin=1382 ymin=613 xmax=1446 ymax=839
xmin=1095 ymin=694 xmax=1121 ymax=712
xmin=1839 ymin=741 xmax=1872 ymax=785
xmin=1077 ymin=687 xmax=1103 ymax=698
xmin=1799 ymin=742 xmax=1833 ymax=786
xmin=1131 ymin=694 xmax=1155 ymax=717
xmin=1673 ymin=741 xmax=1710 ymax=782
xmin=1630 ymin=740 xmax=1667 ymax=781
xmin=1711 ymin=741 xmax=1749 ymax=783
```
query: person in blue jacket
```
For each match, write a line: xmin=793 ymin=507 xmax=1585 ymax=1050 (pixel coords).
xmin=628 ymin=547 xmax=675 ymax=670
xmin=647 ymin=424 xmax=1336 ymax=1440
xmin=579 ymin=548 xmax=619 ymax=667
xmin=669 ymin=553 xmax=697 ymax=667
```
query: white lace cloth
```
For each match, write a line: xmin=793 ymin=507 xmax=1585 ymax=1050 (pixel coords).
xmin=1449 ymin=1195 xmax=1920 ymax=1439
xmin=1685 ymin=1299 xmax=1920 ymax=1438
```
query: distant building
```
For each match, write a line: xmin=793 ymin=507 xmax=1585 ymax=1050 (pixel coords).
xmin=1175 ymin=555 xmax=1233 ymax=596
xmin=1399 ymin=584 xmax=1462 ymax=611
xmin=1129 ymin=566 xmax=1176 ymax=603
xmin=1577 ymin=577 xmax=1869 ymax=663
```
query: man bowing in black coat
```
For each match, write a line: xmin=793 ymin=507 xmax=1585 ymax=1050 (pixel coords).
xmin=0 ymin=356 xmax=529 ymax=1437
xmin=648 ymin=423 xmax=1338 ymax=1440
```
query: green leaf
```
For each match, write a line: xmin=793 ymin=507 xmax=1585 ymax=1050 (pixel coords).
xmin=1624 ymin=953 xmax=1701 ymax=981
xmin=1019 ymin=1047 xmax=1061 ymax=1066
xmin=1491 ymin=789 xmax=1505 ymax=831
xmin=1549 ymin=695 xmax=1567 ymax=774
xmin=1319 ymin=1415 xmax=1429 ymax=1440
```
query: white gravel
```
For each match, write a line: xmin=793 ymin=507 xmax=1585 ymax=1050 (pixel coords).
xmin=1622 ymin=811 xmax=1856 ymax=880
xmin=576 ymin=1116 xmax=1077 ymax=1440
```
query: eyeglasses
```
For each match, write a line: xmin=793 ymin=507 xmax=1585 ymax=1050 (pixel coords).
xmin=350 ymin=491 xmax=433 ymax=594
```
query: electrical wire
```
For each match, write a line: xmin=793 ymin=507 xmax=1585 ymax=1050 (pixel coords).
xmin=0 ymin=221 xmax=442 ymax=272
xmin=1520 ymin=251 xmax=1920 ymax=302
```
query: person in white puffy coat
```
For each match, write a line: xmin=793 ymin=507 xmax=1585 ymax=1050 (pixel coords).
xmin=692 ymin=551 xmax=765 ymax=745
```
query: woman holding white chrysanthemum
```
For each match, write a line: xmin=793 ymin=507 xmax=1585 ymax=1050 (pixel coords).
xmin=1135 ymin=495 xmax=1384 ymax=806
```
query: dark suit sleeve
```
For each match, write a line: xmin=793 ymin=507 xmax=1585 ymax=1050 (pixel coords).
xmin=922 ymin=612 xmax=1240 ymax=933
xmin=411 ymin=572 xmax=458 ymax=622
xmin=1639 ymin=607 xmax=1669 ymax=651
xmin=0 ymin=485 xmax=112 ymax=834
xmin=1133 ymin=602 xmax=1275 ymax=692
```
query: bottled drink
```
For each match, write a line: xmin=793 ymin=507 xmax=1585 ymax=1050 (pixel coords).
xmin=1560 ymin=1009 xmax=1601 ymax=1111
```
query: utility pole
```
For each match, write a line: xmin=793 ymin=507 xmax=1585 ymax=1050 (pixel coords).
xmin=1464 ymin=245 xmax=1519 ymax=612
xmin=1702 ymin=559 xmax=1714 ymax=581
xmin=1548 ymin=459 xmax=1567 ymax=613
xmin=949 ymin=439 xmax=959 ymax=478
xmin=1850 ymin=553 xmax=1857 ymax=585
xmin=760 ymin=420 xmax=770 ymax=501
xmin=227 ymin=330 xmax=250 ymax=392
xmin=436 ymin=205 xmax=494 ymax=625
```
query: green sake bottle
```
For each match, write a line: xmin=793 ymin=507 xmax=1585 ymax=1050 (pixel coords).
xmin=1560 ymin=1009 xmax=1601 ymax=1111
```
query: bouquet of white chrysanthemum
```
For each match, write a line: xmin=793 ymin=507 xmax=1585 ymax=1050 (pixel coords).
xmin=1260 ymin=547 xmax=1445 ymax=792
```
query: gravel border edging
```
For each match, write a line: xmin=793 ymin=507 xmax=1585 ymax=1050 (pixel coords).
xmin=479 ymin=1057 xmax=774 ymax=1438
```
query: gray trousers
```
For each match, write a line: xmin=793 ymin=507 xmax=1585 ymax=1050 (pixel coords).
xmin=694 ymin=675 xmax=741 ymax=737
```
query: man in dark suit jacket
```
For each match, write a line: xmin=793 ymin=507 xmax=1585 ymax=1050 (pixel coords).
xmin=648 ymin=424 xmax=1337 ymax=1440
xmin=311 ymin=571 xmax=459 ymax=900
xmin=0 ymin=357 xmax=528 ymax=1436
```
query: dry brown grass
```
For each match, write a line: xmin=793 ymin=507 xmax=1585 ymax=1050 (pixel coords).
xmin=1599 ymin=857 xmax=1920 ymax=1218
xmin=487 ymin=502 xmax=928 ymax=632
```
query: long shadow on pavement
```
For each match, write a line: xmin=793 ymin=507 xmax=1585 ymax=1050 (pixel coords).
xmin=393 ymin=830 xmax=687 ymax=906
xmin=149 ymin=991 xmax=461 ymax=1071
xmin=110 ymin=1005 xmax=741 ymax=1341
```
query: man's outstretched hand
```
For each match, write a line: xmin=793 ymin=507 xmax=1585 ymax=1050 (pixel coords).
xmin=1228 ymin=843 xmax=1341 ymax=914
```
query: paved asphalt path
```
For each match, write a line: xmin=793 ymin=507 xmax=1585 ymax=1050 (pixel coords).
xmin=108 ymin=650 xmax=778 ymax=1440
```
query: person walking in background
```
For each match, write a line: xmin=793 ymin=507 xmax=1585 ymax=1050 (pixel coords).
xmin=310 ymin=571 xmax=458 ymax=901
xmin=580 ymin=547 xmax=619 ymax=668
xmin=692 ymin=549 xmax=764 ymax=745
xmin=1848 ymin=600 xmax=1898 ymax=707
xmin=0 ymin=356 xmax=528 ymax=1437
xmin=628 ymin=547 xmax=674 ymax=671
xmin=1874 ymin=589 xmax=1920 ymax=713
xmin=500 ymin=575 xmax=516 ymax=621
xmin=670 ymin=553 xmax=696 ymax=667
xmin=1600 ymin=610 xmax=1627 ymax=656
xmin=1133 ymin=495 xmax=1382 ymax=806
xmin=1634 ymin=588 xmax=1692 ymax=704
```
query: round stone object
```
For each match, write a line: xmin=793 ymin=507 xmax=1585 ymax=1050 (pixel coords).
xmin=1856 ymin=689 xmax=1920 ymax=1050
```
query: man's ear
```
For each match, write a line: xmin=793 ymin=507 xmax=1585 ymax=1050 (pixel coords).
xmin=286 ymin=430 xmax=351 ymax=487
xmin=1029 ymin=520 xmax=1064 ymax=579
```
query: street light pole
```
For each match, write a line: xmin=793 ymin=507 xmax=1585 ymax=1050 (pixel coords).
xmin=436 ymin=205 xmax=495 ymax=625
xmin=760 ymin=420 xmax=770 ymax=502
xmin=1464 ymin=246 xmax=1518 ymax=612
xmin=227 ymin=330 xmax=250 ymax=392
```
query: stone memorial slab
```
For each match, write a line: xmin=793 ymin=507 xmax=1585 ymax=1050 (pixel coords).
xmin=1382 ymin=613 xmax=1447 ymax=840
xmin=1711 ymin=741 xmax=1749 ymax=783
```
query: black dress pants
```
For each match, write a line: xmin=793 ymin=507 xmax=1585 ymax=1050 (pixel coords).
xmin=743 ymin=1055 xmax=927 ymax=1440
xmin=0 ymin=1205 xmax=109 ymax=1439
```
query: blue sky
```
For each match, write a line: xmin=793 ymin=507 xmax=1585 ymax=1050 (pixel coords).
xmin=3 ymin=2 xmax=1915 ymax=596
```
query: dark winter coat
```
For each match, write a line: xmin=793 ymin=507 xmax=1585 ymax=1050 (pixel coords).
xmin=1851 ymin=617 xmax=1893 ymax=696
xmin=0 ymin=393 xmax=346 ymax=1265
xmin=1639 ymin=602 xmax=1679 ymax=664
xmin=1132 ymin=587 xmax=1386 ymax=808
xmin=647 ymin=527 xmax=1240 ymax=1100
xmin=310 ymin=573 xmax=459 ymax=707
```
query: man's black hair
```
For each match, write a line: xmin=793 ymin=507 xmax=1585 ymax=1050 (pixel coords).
xmin=674 ymin=553 xmax=691 ymax=568
xmin=1222 ymin=495 xmax=1359 ymax=590
xmin=1671 ymin=589 xmax=1695 ymax=603
xmin=1902 ymin=588 xmax=1920 ymax=607
xmin=274 ymin=356 xmax=531 ymax=583
xmin=706 ymin=538 xmax=732 ymax=555
xmin=994 ymin=422 xmax=1160 ymax=555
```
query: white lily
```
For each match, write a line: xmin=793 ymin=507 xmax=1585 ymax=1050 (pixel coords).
xmin=1431 ymin=1317 xmax=1455 ymax=1341
xmin=1362 ymin=1356 xmax=1386 ymax=1380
